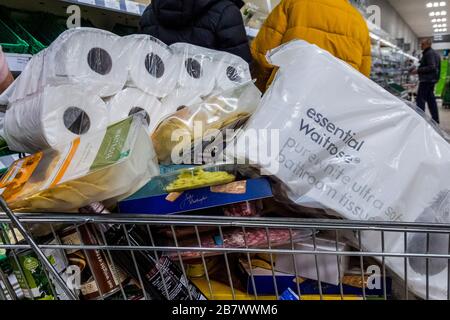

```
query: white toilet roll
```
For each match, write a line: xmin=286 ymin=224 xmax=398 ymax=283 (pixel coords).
xmin=124 ymin=35 xmax=179 ymax=98
xmin=4 ymin=85 xmax=108 ymax=153
xmin=215 ymin=55 xmax=252 ymax=91
xmin=107 ymin=87 xmax=169 ymax=134
xmin=171 ymin=43 xmax=219 ymax=96
xmin=48 ymin=28 xmax=128 ymax=98
xmin=160 ymin=88 xmax=204 ymax=115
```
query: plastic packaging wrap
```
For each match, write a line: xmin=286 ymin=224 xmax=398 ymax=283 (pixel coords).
xmin=0 ymin=115 xmax=159 ymax=212
xmin=4 ymin=85 xmax=108 ymax=153
xmin=152 ymin=82 xmax=261 ymax=164
xmin=124 ymin=35 xmax=179 ymax=98
xmin=10 ymin=28 xmax=128 ymax=101
xmin=158 ymin=163 xmax=237 ymax=193
xmin=107 ymin=87 xmax=168 ymax=133
xmin=169 ymin=227 xmax=312 ymax=260
xmin=232 ymin=40 xmax=450 ymax=299
xmin=3 ymin=28 xmax=254 ymax=153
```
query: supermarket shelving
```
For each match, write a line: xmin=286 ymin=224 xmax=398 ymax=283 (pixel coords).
xmin=4 ymin=52 xmax=32 ymax=73
xmin=0 ymin=0 xmax=143 ymax=31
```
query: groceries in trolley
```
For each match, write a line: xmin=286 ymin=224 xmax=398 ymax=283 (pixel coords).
xmin=2 ymin=28 xmax=252 ymax=154
xmin=0 ymin=116 xmax=159 ymax=212
xmin=151 ymin=82 xmax=260 ymax=164
xmin=231 ymin=40 xmax=450 ymax=300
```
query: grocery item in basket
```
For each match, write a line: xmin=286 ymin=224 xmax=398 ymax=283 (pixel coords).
xmin=172 ymin=228 xmax=312 ymax=259
xmin=107 ymin=87 xmax=168 ymax=134
xmin=124 ymin=35 xmax=179 ymax=98
xmin=165 ymin=167 xmax=236 ymax=193
xmin=0 ymin=116 xmax=159 ymax=212
xmin=8 ymin=237 xmax=71 ymax=300
xmin=171 ymin=43 xmax=219 ymax=96
xmin=10 ymin=28 xmax=128 ymax=101
xmin=59 ymin=224 xmax=126 ymax=300
xmin=232 ymin=40 xmax=450 ymax=299
xmin=215 ymin=54 xmax=252 ymax=92
xmin=152 ymin=82 xmax=260 ymax=163
xmin=3 ymin=85 xmax=109 ymax=153
xmin=223 ymin=200 xmax=263 ymax=217
xmin=279 ymin=288 xmax=300 ymax=300
xmin=105 ymin=224 xmax=206 ymax=300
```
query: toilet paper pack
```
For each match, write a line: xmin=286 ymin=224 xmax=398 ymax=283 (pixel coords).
xmin=232 ymin=40 xmax=450 ymax=299
xmin=0 ymin=115 xmax=159 ymax=212
xmin=4 ymin=85 xmax=109 ymax=153
xmin=9 ymin=28 xmax=129 ymax=102
xmin=215 ymin=53 xmax=252 ymax=92
xmin=124 ymin=35 xmax=179 ymax=98
xmin=107 ymin=87 xmax=168 ymax=134
xmin=171 ymin=43 xmax=221 ymax=97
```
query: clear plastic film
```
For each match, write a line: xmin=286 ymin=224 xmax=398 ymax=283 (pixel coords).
xmin=152 ymin=81 xmax=261 ymax=164
xmin=231 ymin=40 xmax=450 ymax=299
xmin=4 ymin=84 xmax=108 ymax=153
xmin=0 ymin=115 xmax=159 ymax=212
xmin=10 ymin=28 xmax=129 ymax=101
xmin=3 ymin=28 xmax=253 ymax=154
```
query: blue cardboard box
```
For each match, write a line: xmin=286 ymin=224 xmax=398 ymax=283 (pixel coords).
xmin=118 ymin=177 xmax=273 ymax=215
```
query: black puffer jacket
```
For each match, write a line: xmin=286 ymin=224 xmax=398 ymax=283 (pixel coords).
xmin=139 ymin=0 xmax=251 ymax=63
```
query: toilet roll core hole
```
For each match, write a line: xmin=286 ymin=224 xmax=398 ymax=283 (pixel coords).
xmin=87 ymin=47 xmax=113 ymax=75
xmin=145 ymin=53 xmax=165 ymax=78
xmin=226 ymin=66 xmax=242 ymax=82
xmin=129 ymin=107 xmax=151 ymax=126
xmin=63 ymin=107 xmax=91 ymax=135
xmin=185 ymin=58 xmax=202 ymax=79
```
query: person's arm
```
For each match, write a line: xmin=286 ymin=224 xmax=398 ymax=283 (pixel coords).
xmin=418 ymin=51 xmax=438 ymax=75
xmin=250 ymin=1 xmax=288 ymax=90
xmin=216 ymin=4 xmax=252 ymax=63
xmin=0 ymin=48 xmax=13 ymax=94
xmin=360 ymin=36 xmax=372 ymax=77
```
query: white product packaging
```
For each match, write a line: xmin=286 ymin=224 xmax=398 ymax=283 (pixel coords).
xmin=275 ymin=237 xmax=349 ymax=285
xmin=171 ymin=43 xmax=219 ymax=97
xmin=124 ymin=35 xmax=179 ymax=98
xmin=107 ymin=87 xmax=168 ymax=134
xmin=160 ymin=88 xmax=204 ymax=115
xmin=4 ymin=85 xmax=108 ymax=153
xmin=0 ymin=115 xmax=159 ymax=212
xmin=215 ymin=54 xmax=252 ymax=92
xmin=232 ymin=40 xmax=450 ymax=299
xmin=10 ymin=28 xmax=128 ymax=101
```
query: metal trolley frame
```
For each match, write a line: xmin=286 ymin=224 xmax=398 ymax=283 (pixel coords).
xmin=1 ymin=198 xmax=450 ymax=301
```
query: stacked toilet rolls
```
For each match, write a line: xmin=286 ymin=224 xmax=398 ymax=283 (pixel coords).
xmin=3 ymin=28 xmax=252 ymax=153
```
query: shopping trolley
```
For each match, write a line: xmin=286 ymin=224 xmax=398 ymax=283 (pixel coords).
xmin=1 ymin=197 xmax=450 ymax=301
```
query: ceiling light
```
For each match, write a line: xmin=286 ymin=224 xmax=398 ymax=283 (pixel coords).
xmin=435 ymin=2 xmax=440 ymax=6
xmin=434 ymin=24 xmax=438 ymax=27
xmin=443 ymin=17 xmax=447 ymax=21
xmin=437 ymin=18 xmax=442 ymax=21
xmin=444 ymin=28 xmax=448 ymax=31
xmin=436 ymin=11 xmax=441 ymax=15
xmin=440 ymin=2 xmax=447 ymax=6
xmin=432 ymin=18 xmax=437 ymax=22
xmin=427 ymin=2 xmax=433 ymax=7
xmin=430 ymin=11 xmax=436 ymax=16
xmin=442 ymin=10 xmax=447 ymax=14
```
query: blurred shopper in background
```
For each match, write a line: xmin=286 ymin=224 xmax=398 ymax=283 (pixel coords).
xmin=139 ymin=0 xmax=252 ymax=63
xmin=415 ymin=38 xmax=441 ymax=124
xmin=251 ymin=0 xmax=371 ymax=91
xmin=0 ymin=46 xmax=14 ymax=94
